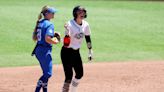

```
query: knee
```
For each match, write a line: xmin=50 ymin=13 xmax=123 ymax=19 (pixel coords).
xmin=65 ymin=79 xmax=72 ymax=83
xmin=43 ymin=73 xmax=52 ymax=79
xmin=65 ymin=72 xmax=73 ymax=83
xmin=75 ymin=72 xmax=83 ymax=79
xmin=65 ymin=76 xmax=73 ymax=83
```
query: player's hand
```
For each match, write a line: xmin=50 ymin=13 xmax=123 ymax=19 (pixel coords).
xmin=64 ymin=23 xmax=69 ymax=31
xmin=52 ymin=37 xmax=59 ymax=44
xmin=88 ymin=49 xmax=93 ymax=62
xmin=64 ymin=23 xmax=70 ymax=35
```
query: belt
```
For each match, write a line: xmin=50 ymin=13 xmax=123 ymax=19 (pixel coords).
xmin=63 ymin=46 xmax=79 ymax=51
xmin=70 ymin=48 xmax=79 ymax=51
xmin=37 ymin=44 xmax=52 ymax=48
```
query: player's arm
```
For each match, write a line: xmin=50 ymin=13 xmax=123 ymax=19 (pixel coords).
xmin=85 ymin=35 xmax=93 ymax=61
xmin=45 ymin=35 xmax=59 ymax=44
xmin=85 ymin=35 xmax=92 ymax=49
xmin=32 ymin=21 xmax=39 ymax=41
xmin=32 ymin=29 xmax=37 ymax=41
xmin=85 ymin=23 xmax=93 ymax=61
xmin=63 ymin=23 xmax=71 ymax=47
xmin=45 ymin=24 xmax=59 ymax=44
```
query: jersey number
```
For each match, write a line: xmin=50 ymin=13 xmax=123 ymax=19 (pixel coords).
xmin=37 ymin=29 xmax=42 ymax=41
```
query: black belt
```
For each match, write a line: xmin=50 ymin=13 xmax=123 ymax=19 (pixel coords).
xmin=62 ymin=46 xmax=79 ymax=51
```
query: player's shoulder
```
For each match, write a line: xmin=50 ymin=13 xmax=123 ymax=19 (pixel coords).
xmin=82 ymin=20 xmax=89 ymax=25
xmin=44 ymin=19 xmax=53 ymax=25
xmin=83 ymin=20 xmax=89 ymax=27
xmin=64 ymin=19 xmax=73 ymax=28
xmin=67 ymin=20 xmax=72 ymax=25
xmin=43 ymin=19 xmax=53 ymax=28
xmin=66 ymin=19 xmax=89 ymax=27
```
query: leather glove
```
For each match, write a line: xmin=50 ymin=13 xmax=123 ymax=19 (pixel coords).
xmin=54 ymin=32 xmax=61 ymax=42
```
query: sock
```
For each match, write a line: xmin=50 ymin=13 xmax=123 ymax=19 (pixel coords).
xmin=70 ymin=78 xmax=80 ymax=92
xmin=62 ymin=82 xmax=70 ymax=92
xmin=42 ymin=76 xmax=48 ymax=92
xmin=42 ymin=82 xmax=48 ymax=92
xmin=35 ymin=76 xmax=48 ymax=92
xmin=35 ymin=80 xmax=43 ymax=92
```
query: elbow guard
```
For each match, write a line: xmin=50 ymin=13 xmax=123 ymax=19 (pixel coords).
xmin=64 ymin=35 xmax=70 ymax=47
xmin=85 ymin=36 xmax=92 ymax=49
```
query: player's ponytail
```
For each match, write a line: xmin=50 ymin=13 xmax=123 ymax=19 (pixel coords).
xmin=38 ymin=13 xmax=42 ymax=21
xmin=33 ymin=5 xmax=50 ymax=41
xmin=37 ymin=5 xmax=49 ymax=21
xmin=36 ymin=5 xmax=50 ymax=29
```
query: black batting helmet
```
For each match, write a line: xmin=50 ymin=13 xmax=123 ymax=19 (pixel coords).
xmin=73 ymin=6 xmax=87 ymax=19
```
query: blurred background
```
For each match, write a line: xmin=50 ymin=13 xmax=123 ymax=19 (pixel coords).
xmin=0 ymin=0 xmax=164 ymax=67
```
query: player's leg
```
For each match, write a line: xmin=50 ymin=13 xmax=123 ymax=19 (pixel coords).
xmin=35 ymin=47 xmax=45 ymax=92
xmin=35 ymin=47 xmax=52 ymax=92
xmin=61 ymin=47 xmax=73 ymax=92
xmin=35 ymin=76 xmax=43 ymax=92
xmin=42 ymin=52 xmax=53 ymax=92
xmin=70 ymin=50 xmax=83 ymax=92
xmin=61 ymin=64 xmax=73 ymax=92
xmin=35 ymin=75 xmax=49 ymax=92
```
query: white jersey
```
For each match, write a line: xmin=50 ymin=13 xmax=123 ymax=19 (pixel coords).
xmin=65 ymin=19 xmax=91 ymax=50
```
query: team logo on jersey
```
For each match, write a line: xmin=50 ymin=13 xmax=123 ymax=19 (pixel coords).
xmin=74 ymin=32 xmax=84 ymax=39
xmin=49 ymin=29 xmax=53 ymax=34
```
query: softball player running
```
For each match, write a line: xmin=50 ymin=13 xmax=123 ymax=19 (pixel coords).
xmin=32 ymin=6 xmax=59 ymax=92
xmin=61 ymin=6 xmax=93 ymax=92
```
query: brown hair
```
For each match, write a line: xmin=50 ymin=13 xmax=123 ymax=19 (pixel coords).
xmin=37 ymin=5 xmax=50 ymax=21
xmin=73 ymin=5 xmax=87 ymax=19
xmin=34 ymin=5 xmax=50 ymax=34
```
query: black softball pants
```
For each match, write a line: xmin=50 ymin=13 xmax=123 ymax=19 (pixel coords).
xmin=61 ymin=46 xmax=83 ymax=83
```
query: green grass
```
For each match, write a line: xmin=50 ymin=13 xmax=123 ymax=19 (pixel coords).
xmin=0 ymin=0 xmax=164 ymax=67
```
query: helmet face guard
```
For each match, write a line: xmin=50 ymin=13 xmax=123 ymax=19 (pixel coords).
xmin=73 ymin=6 xmax=87 ymax=19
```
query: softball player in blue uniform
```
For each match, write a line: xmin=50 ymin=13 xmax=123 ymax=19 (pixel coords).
xmin=32 ymin=6 xmax=59 ymax=92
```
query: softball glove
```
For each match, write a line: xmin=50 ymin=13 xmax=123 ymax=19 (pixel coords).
xmin=54 ymin=32 xmax=61 ymax=42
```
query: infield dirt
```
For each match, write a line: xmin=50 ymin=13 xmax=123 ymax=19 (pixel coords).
xmin=0 ymin=61 xmax=164 ymax=92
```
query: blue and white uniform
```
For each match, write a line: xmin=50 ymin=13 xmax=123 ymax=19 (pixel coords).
xmin=33 ymin=6 xmax=58 ymax=92
xmin=35 ymin=19 xmax=54 ymax=78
